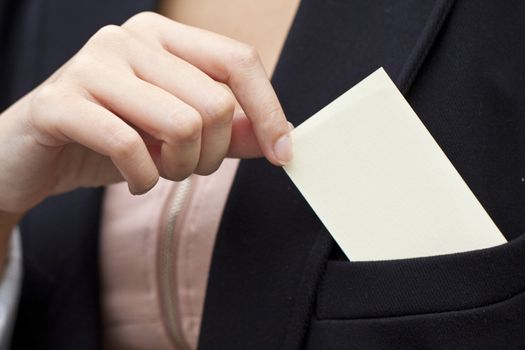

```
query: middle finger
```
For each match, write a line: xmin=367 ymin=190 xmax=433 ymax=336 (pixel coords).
xmin=127 ymin=39 xmax=235 ymax=175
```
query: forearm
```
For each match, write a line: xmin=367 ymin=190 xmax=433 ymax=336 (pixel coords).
xmin=0 ymin=212 xmax=23 ymax=271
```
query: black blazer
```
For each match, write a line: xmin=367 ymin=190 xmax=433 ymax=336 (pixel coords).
xmin=1 ymin=0 xmax=525 ymax=349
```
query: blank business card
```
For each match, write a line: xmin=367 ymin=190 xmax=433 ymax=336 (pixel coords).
xmin=284 ymin=68 xmax=506 ymax=261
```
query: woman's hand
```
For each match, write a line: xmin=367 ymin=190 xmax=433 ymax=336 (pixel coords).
xmin=0 ymin=12 xmax=292 ymax=214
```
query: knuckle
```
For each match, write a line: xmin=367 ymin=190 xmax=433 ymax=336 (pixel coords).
xmin=123 ymin=11 xmax=159 ymax=28
xmin=65 ymin=52 xmax=99 ymax=78
xmin=94 ymin=24 xmax=126 ymax=41
xmin=87 ymin=24 xmax=133 ymax=55
xmin=169 ymin=108 xmax=202 ymax=143
xmin=267 ymin=105 xmax=284 ymax=122
xmin=203 ymin=90 xmax=235 ymax=126
xmin=109 ymin=129 xmax=142 ymax=159
xmin=233 ymin=43 xmax=260 ymax=67
xmin=32 ymin=84 xmax=61 ymax=109
xmin=262 ymin=105 xmax=285 ymax=131
xmin=29 ymin=84 xmax=67 ymax=127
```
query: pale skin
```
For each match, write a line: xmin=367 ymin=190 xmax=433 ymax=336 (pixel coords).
xmin=0 ymin=1 xmax=300 ymax=267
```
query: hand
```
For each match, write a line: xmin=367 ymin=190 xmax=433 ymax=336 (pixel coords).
xmin=0 ymin=12 xmax=292 ymax=214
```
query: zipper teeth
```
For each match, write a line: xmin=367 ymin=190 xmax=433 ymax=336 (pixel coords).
xmin=162 ymin=178 xmax=192 ymax=350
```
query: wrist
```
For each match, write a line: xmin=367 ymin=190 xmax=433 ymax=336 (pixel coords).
xmin=0 ymin=211 xmax=23 ymax=231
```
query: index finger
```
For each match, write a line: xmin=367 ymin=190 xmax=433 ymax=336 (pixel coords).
xmin=123 ymin=12 xmax=293 ymax=165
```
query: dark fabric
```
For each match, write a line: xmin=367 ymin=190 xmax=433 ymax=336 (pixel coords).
xmin=1 ymin=0 xmax=524 ymax=349
xmin=305 ymin=294 xmax=525 ymax=350
xmin=200 ymin=0 xmax=525 ymax=349
xmin=14 ymin=189 xmax=105 ymax=350
xmin=1 ymin=0 xmax=156 ymax=107
xmin=309 ymin=231 xmax=525 ymax=349
xmin=0 ymin=0 xmax=27 ymax=109
xmin=199 ymin=0 xmax=440 ymax=347
xmin=0 ymin=0 xmax=22 ymax=108
xmin=318 ymin=232 xmax=525 ymax=320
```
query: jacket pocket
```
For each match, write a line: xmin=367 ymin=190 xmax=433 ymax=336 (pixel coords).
xmin=303 ymin=233 xmax=525 ymax=349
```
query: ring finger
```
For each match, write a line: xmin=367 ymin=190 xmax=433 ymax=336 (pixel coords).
xmin=83 ymin=67 xmax=203 ymax=181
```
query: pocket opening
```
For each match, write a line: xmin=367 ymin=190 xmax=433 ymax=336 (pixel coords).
xmin=317 ymin=231 xmax=525 ymax=320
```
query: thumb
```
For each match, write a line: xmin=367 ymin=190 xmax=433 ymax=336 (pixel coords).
xmin=228 ymin=110 xmax=294 ymax=160
xmin=227 ymin=110 xmax=263 ymax=159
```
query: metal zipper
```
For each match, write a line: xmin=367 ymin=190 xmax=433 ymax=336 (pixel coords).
xmin=161 ymin=178 xmax=193 ymax=350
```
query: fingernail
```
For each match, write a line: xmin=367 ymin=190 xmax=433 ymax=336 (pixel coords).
xmin=129 ymin=177 xmax=159 ymax=196
xmin=287 ymin=122 xmax=295 ymax=131
xmin=128 ymin=183 xmax=141 ymax=196
xmin=273 ymin=133 xmax=293 ymax=165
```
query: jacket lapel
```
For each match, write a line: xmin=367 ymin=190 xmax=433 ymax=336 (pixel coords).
xmin=199 ymin=1 xmax=455 ymax=349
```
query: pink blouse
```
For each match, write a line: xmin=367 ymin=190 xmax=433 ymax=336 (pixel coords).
xmin=100 ymin=159 xmax=239 ymax=349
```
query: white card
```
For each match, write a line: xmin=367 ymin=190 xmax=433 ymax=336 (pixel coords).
xmin=283 ymin=68 xmax=506 ymax=261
